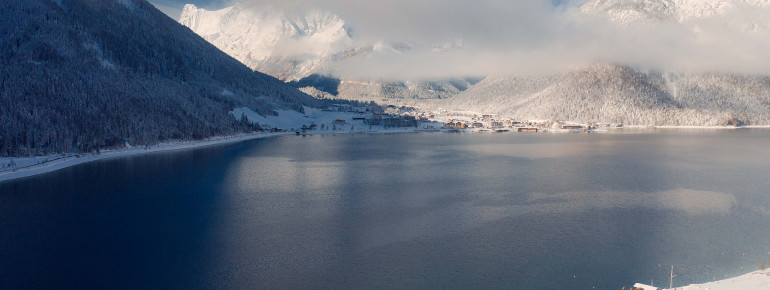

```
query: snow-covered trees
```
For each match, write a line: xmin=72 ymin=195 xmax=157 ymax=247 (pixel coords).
xmin=0 ymin=0 xmax=325 ymax=156
xmin=440 ymin=64 xmax=770 ymax=126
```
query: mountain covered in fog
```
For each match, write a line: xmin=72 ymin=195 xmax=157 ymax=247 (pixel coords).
xmin=440 ymin=64 xmax=770 ymax=126
xmin=179 ymin=0 xmax=770 ymax=126
xmin=0 ymin=0 xmax=325 ymax=156
xmin=581 ymin=0 xmax=770 ymax=27
xmin=178 ymin=4 xmax=479 ymax=102
xmin=438 ymin=0 xmax=770 ymax=126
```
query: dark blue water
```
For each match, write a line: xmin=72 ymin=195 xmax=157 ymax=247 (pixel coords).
xmin=2 ymin=130 xmax=770 ymax=289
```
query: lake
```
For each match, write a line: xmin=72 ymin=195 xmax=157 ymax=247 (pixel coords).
xmin=1 ymin=130 xmax=769 ymax=289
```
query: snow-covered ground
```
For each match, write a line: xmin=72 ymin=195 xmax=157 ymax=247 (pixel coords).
xmin=634 ymin=269 xmax=770 ymax=290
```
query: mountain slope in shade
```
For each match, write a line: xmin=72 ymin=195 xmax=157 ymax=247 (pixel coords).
xmin=441 ymin=64 xmax=770 ymax=126
xmin=0 ymin=0 xmax=322 ymax=156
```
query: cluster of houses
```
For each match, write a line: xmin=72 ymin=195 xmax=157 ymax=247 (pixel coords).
xmin=417 ymin=109 xmax=621 ymax=132
xmin=439 ymin=114 xmax=551 ymax=132
xmin=282 ymin=105 xmax=625 ymax=135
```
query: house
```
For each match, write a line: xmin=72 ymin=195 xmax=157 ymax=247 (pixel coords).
xmin=443 ymin=122 xmax=467 ymax=129
xmin=517 ymin=127 xmax=538 ymax=132
xmin=472 ymin=122 xmax=484 ymax=128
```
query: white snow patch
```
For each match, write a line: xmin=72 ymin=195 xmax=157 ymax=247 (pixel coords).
xmin=220 ymin=89 xmax=235 ymax=97
xmin=637 ymin=268 xmax=770 ymax=290
xmin=83 ymin=41 xmax=116 ymax=70
xmin=232 ymin=106 xmax=389 ymax=131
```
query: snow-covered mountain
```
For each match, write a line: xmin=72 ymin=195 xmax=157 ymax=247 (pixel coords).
xmin=440 ymin=64 xmax=770 ymax=126
xmin=178 ymin=3 xmax=477 ymax=101
xmin=435 ymin=0 xmax=770 ymax=126
xmin=0 ymin=0 xmax=325 ymax=156
xmin=180 ymin=3 xmax=358 ymax=81
xmin=178 ymin=1 xmax=770 ymax=126
xmin=581 ymin=0 xmax=770 ymax=28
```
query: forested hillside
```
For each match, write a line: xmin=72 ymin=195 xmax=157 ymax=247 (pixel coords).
xmin=0 ymin=0 xmax=324 ymax=156
xmin=441 ymin=64 xmax=770 ymax=125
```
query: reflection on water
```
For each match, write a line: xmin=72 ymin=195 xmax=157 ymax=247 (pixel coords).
xmin=1 ymin=130 xmax=770 ymax=289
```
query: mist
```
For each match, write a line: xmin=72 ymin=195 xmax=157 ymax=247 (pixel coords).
xmin=162 ymin=0 xmax=770 ymax=79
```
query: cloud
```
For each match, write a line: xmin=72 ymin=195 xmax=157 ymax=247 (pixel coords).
xmin=161 ymin=0 xmax=770 ymax=78
xmin=327 ymin=0 xmax=770 ymax=78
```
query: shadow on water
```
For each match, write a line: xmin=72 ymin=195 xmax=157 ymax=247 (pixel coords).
xmin=0 ymin=140 xmax=266 ymax=289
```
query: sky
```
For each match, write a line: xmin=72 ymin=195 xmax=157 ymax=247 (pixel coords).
xmin=148 ymin=0 xmax=770 ymax=79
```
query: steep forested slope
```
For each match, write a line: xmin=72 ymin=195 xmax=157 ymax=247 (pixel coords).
xmin=0 ymin=0 xmax=322 ymax=156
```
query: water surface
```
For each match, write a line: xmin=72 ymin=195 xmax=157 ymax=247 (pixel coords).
xmin=1 ymin=130 xmax=769 ymax=289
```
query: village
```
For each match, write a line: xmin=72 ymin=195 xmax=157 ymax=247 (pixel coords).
xmin=280 ymin=104 xmax=626 ymax=135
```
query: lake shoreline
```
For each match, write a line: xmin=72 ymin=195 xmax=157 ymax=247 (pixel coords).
xmin=0 ymin=132 xmax=287 ymax=183
xmin=2 ymin=125 xmax=769 ymax=183
xmin=0 ymin=127 xmax=435 ymax=183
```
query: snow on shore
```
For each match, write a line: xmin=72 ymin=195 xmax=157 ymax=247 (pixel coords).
xmin=0 ymin=133 xmax=281 ymax=182
xmin=634 ymin=269 xmax=770 ymax=290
